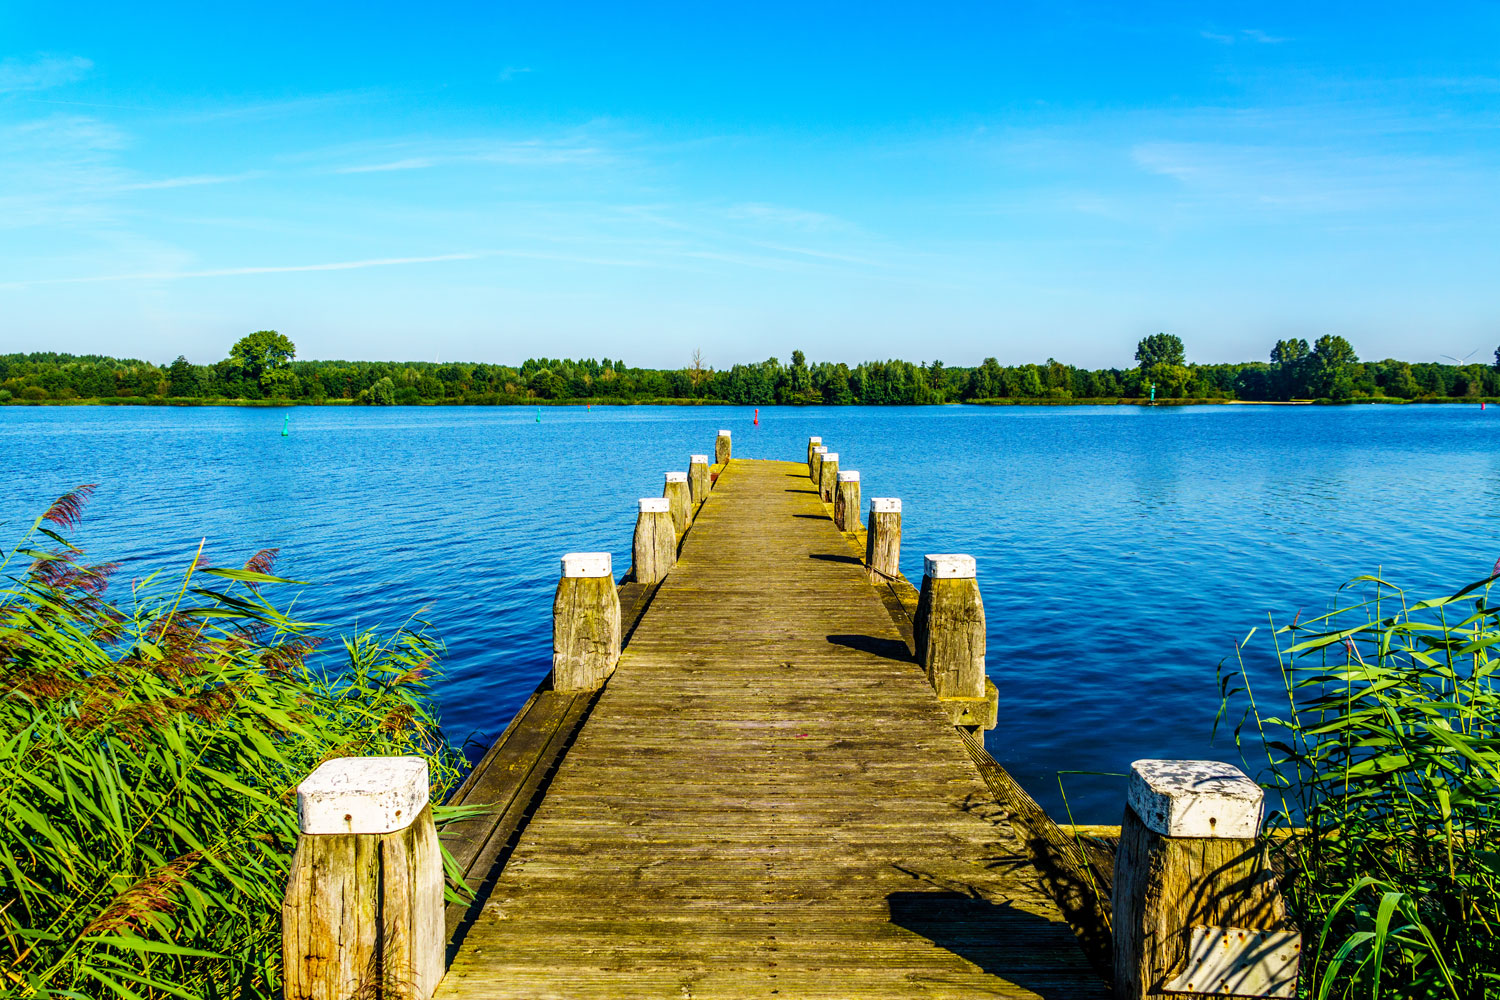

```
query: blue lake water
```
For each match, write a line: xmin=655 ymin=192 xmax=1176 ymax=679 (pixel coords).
xmin=5 ymin=403 xmax=1498 ymax=822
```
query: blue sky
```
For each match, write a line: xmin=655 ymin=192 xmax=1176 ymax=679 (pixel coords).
xmin=2 ymin=1 xmax=1497 ymax=369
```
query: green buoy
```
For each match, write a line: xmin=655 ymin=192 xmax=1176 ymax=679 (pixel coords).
xmin=536 ymin=406 xmax=541 ymax=424
xmin=281 ymin=414 xmax=290 ymax=437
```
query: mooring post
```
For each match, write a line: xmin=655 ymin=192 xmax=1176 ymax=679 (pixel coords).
xmin=1113 ymin=760 xmax=1299 ymax=999
xmin=865 ymin=497 xmax=901 ymax=583
xmin=913 ymin=554 xmax=997 ymax=728
xmin=551 ymin=552 xmax=620 ymax=692
xmin=663 ymin=471 xmax=691 ymax=535
xmin=632 ymin=497 xmax=676 ymax=584
xmin=834 ymin=471 xmax=861 ymax=531
xmin=281 ymin=756 xmax=443 ymax=1000
xmin=810 ymin=445 xmax=828 ymax=484
xmin=914 ymin=554 xmax=986 ymax=699
xmin=715 ymin=429 xmax=732 ymax=465
xmin=688 ymin=454 xmax=711 ymax=505
xmin=806 ymin=435 xmax=822 ymax=470
xmin=818 ymin=452 xmax=840 ymax=503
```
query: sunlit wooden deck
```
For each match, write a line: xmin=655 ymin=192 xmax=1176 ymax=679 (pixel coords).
xmin=435 ymin=459 xmax=1101 ymax=999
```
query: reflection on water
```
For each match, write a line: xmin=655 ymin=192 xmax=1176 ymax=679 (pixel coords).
xmin=4 ymin=402 xmax=1497 ymax=820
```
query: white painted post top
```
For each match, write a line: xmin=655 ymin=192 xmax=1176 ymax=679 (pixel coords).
xmin=823 ymin=452 xmax=839 ymax=463
xmin=837 ymin=470 xmax=860 ymax=482
xmin=664 ymin=471 xmax=688 ymax=483
xmin=638 ymin=497 xmax=670 ymax=513
xmin=690 ymin=454 xmax=709 ymax=464
xmin=870 ymin=497 xmax=902 ymax=514
xmin=1129 ymin=759 xmax=1263 ymax=839
xmin=561 ymin=552 xmax=612 ymax=578
xmin=298 ymin=756 xmax=429 ymax=835
xmin=809 ymin=436 xmax=821 ymax=444
xmin=717 ymin=429 xmax=731 ymax=438
xmin=814 ymin=446 xmax=828 ymax=455
xmin=924 ymin=554 xmax=976 ymax=579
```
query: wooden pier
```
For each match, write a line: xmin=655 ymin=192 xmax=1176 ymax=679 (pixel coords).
xmin=438 ymin=458 xmax=1096 ymax=998
xmin=283 ymin=445 xmax=1301 ymax=1000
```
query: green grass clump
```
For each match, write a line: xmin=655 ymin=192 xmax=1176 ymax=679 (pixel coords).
xmin=1223 ymin=573 xmax=1500 ymax=998
xmin=0 ymin=486 xmax=464 ymax=998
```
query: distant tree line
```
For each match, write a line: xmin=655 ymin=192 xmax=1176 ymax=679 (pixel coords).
xmin=5 ymin=332 xmax=1500 ymax=406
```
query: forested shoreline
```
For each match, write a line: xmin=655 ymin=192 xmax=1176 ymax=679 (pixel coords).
xmin=6 ymin=331 xmax=1500 ymax=406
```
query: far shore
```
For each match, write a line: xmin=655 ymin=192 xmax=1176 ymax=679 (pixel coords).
xmin=4 ymin=395 xmax=1496 ymax=409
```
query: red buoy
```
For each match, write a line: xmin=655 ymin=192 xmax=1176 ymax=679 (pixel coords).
xmin=754 ymin=408 xmax=759 ymax=426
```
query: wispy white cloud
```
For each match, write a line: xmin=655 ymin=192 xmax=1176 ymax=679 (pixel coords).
xmin=1200 ymin=28 xmax=1289 ymax=45
xmin=335 ymin=157 xmax=435 ymax=174
xmin=0 ymin=54 xmax=93 ymax=94
xmin=1131 ymin=139 xmax=1459 ymax=214
xmin=724 ymin=202 xmax=847 ymax=232
xmin=4 ymin=253 xmax=480 ymax=289
xmin=115 ymin=170 xmax=264 ymax=191
xmin=499 ymin=66 xmax=532 ymax=82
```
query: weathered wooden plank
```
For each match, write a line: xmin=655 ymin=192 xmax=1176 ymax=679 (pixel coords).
xmin=436 ymin=458 xmax=1103 ymax=999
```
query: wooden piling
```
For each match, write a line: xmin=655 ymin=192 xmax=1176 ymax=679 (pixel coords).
xmin=1112 ymin=759 xmax=1299 ymax=999
xmin=282 ymin=757 xmax=443 ymax=1000
xmin=834 ymin=470 xmax=861 ymax=531
xmin=806 ymin=435 xmax=822 ymax=470
xmin=664 ymin=471 xmax=691 ymax=535
xmin=810 ymin=445 xmax=828 ymax=484
xmin=715 ymin=429 xmax=732 ymax=465
xmin=632 ymin=497 xmax=676 ymax=585
xmin=688 ymin=454 xmax=711 ymax=505
xmin=913 ymin=554 xmax=985 ymax=701
xmin=818 ymin=452 xmax=840 ymax=502
xmin=551 ymin=552 xmax=621 ymax=692
xmin=864 ymin=497 xmax=901 ymax=583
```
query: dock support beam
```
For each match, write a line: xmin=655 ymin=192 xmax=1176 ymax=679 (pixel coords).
xmin=914 ymin=554 xmax=996 ymax=729
xmin=551 ymin=552 xmax=621 ymax=692
xmin=664 ymin=471 xmax=691 ymax=535
xmin=806 ymin=436 xmax=822 ymax=470
xmin=810 ymin=446 xmax=828 ymax=485
xmin=1113 ymin=759 xmax=1299 ymax=999
xmin=633 ymin=498 xmax=676 ymax=584
xmin=282 ymin=757 xmax=443 ymax=1000
xmin=834 ymin=471 xmax=861 ymax=531
xmin=865 ymin=498 xmax=901 ymax=583
xmin=818 ymin=452 xmax=839 ymax=503
xmin=688 ymin=454 xmax=710 ymax=505
xmin=715 ymin=429 xmax=732 ymax=465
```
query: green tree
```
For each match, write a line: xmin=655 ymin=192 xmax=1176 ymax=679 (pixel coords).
xmin=229 ymin=331 xmax=296 ymax=394
xmin=1135 ymin=333 xmax=1185 ymax=369
xmin=1270 ymin=338 xmax=1311 ymax=399
xmin=167 ymin=356 xmax=201 ymax=397
xmin=368 ymin=376 xmax=395 ymax=405
xmin=1308 ymin=335 xmax=1358 ymax=399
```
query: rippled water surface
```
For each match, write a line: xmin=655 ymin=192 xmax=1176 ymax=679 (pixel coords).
xmin=6 ymin=403 xmax=1498 ymax=821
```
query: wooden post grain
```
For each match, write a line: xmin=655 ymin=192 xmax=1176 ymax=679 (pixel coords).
xmin=834 ymin=471 xmax=861 ymax=531
xmin=913 ymin=554 xmax=985 ymax=701
xmin=1113 ymin=760 xmax=1299 ymax=999
xmin=818 ymin=452 xmax=839 ymax=502
xmin=282 ymin=757 xmax=443 ymax=1000
xmin=688 ymin=454 xmax=711 ymax=505
xmin=663 ymin=471 xmax=691 ymax=535
xmin=715 ymin=429 xmax=732 ymax=465
xmin=632 ymin=497 xmax=676 ymax=584
xmin=551 ymin=552 xmax=621 ymax=692
xmin=806 ymin=435 xmax=822 ymax=470
xmin=810 ymin=445 xmax=828 ymax=485
xmin=865 ymin=497 xmax=901 ymax=583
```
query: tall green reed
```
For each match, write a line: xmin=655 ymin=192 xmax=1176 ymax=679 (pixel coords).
xmin=0 ymin=487 xmax=465 ymax=998
xmin=1221 ymin=573 xmax=1499 ymax=998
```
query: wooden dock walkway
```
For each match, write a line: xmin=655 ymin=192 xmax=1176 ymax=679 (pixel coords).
xmin=435 ymin=459 xmax=1101 ymax=999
